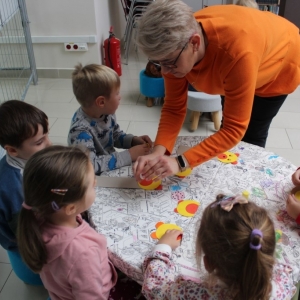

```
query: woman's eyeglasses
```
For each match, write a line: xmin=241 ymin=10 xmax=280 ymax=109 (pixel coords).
xmin=148 ymin=41 xmax=188 ymax=70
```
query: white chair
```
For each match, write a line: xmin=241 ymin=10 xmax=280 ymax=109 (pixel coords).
xmin=187 ymin=91 xmax=222 ymax=132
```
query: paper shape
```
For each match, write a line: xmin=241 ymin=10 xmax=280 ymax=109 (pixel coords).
xmin=217 ymin=151 xmax=239 ymax=164
xmin=138 ymin=179 xmax=162 ymax=190
xmin=242 ymin=190 xmax=250 ymax=199
xmin=176 ymin=168 xmax=192 ymax=178
xmin=174 ymin=200 xmax=199 ymax=217
xmin=150 ymin=222 xmax=182 ymax=240
xmin=291 ymin=186 xmax=300 ymax=201
xmin=295 ymin=191 xmax=300 ymax=201
xmin=275 ymin=229 xmax=282 ymax=243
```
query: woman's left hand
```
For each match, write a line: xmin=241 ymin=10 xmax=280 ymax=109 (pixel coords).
xmin=139 ymin=155 xmax=180 ymax=181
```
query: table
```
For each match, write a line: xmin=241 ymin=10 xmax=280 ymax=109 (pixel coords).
xmin=90 ymin=136 xmax=300 ymax=289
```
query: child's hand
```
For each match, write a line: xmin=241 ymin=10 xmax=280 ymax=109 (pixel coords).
xmin=129 ymin=144 xmax=150 ymax=161
xmin=157 ymin=229 xmax=182 ymax=250
xmin=132 ymin=135 xmax=153 ymax=146
xmin=286 ymin=194 xmax=300 ymax=220
xmin=292 ymin=169 xmax=300 ymax=186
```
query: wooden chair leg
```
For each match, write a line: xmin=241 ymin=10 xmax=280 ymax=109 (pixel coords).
xmin=189 ymin=111 xmax=195 ymax=122
xmin=190 ymin=111 xmax=201 ymax=132
xmin=146 ymin=97 xmax=154 ymax=107
xmin=211 ymin=111 xmax=220 ymax=131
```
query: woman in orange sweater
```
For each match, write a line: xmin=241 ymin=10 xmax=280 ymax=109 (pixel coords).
xmin=133 ymin=0 xmax=300 ymax=181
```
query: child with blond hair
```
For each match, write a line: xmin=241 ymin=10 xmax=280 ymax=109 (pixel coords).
xmin=142 ymin=194 xmax=296 ymax=299
xmin=68 ymin=64 xmax=152 ymax=175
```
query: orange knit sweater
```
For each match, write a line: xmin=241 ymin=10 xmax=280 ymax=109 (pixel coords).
xmin=155 ymin=5 xmax=300 ymax=167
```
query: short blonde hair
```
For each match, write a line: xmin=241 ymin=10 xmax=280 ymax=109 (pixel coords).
xmin=136 ymin=0 xmax=199 ymax=60
xmin=72 ymin=63 xmax=120 ymax=108
xmin=235 ymin=0 xmax=259 ymax=9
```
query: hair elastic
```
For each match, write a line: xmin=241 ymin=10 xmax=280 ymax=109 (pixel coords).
xmin=51 ymin=201 xmax=60 ymax=211
xmin=22 ymin=202 xmax=32 ymax=210
xmin=211 ymin=194 xmax=248 ymax=212
xmin=51 ymin=189 xmax=68 ymax=196
xmin=250 ymin=229 xmax=263 ymax=250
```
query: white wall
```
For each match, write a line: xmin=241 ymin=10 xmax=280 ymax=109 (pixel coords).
xmin=26 ymin=0 xmax=124 ymax=70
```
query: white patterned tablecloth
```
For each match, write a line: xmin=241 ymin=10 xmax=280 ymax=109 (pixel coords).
xmin=90 ymin=136 xmax=300 ymax=285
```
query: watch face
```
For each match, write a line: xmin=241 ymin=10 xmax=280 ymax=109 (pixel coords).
xmin=178 ymin=155 xmax=185 ymax=168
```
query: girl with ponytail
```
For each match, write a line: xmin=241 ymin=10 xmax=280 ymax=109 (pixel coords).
xmin=142 ymin=194 xmax=296 ymax=299
xmin=17 ymin=146 xmax=146 ymax=300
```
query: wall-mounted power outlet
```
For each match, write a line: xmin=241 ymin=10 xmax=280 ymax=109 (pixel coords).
xmin=64 ymin=42 xmax=88 ymax=51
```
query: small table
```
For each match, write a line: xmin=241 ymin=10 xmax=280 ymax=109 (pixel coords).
xmin=90 ymin=136 xmax=300 ymax=290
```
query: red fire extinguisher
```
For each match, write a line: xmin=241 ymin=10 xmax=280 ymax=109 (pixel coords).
xmin=103 ymin=26 xmax=122 ymax=76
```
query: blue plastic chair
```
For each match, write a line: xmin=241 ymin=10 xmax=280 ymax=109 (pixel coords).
xmin=139 ymin=69 xmax=164 ymax=106
xmin=7 ymin=250 xmax=43 ymax=286
xmin=0 ymin=146 xmax=6 ymax=160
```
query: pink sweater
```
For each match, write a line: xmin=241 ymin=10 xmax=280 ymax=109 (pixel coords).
xmin=40 ymin=215 xmax=117 ymax=300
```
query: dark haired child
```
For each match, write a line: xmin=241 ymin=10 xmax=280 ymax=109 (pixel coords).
xmin=142 ymin=194 xmax=296 ymax=299
xmin=18 ymin=145 xmax=145 ymax=299
xmin=0 ymin=100 xmax=51 ymax=284
xmin=68 ymin=63 xmax=152 ymax=175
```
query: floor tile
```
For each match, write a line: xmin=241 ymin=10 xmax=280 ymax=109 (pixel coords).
xmin=49 ymin=118 xmax=71 ymax=137
xmin=0 ymin=248 xmax=9 ymax=264
xmin=116 ymin=104 xmax=161 ymax=122
xmin=48 ymin=117 xmax=57 ymax=129
xmin=38 ymin=89 xmax=75 ymax=103
xmin=120 ymin=90 xmax=139 ymax=105
xmin=281 ymin=97 xmax=300 ymax=113
xmin=117 ymin=120 xmax=130 ymax=133
xmin=0 ymin=263 xmax=12 ymax=292
xmin=271 ymin=112 xmax=300 ymax=129
xmin=48 ymin=79 xmax=72 ymax=90
xmin=25 ymin=89 xmax=74 ymax=105
xmin=35 ymin=102 xmax=80 ymax=119
xmin=127 ymin=121 xmax=159 ymax=141
xmin=180 ymin=121 xmax=207 ymax=136
xmin=0 ymin=272 xmax=48 ymax=300
xmin=286 ymin=128 xmax=300 ymax=149
xmin=29 ymin=78 xmax=56 ymax=90
xmin=265 ymin=148 xmax=300 ymax=167
xmin=266 ymin=128 xmax=292 ymax=149
xmin=49 ymin=136 xmax=68 ymax=146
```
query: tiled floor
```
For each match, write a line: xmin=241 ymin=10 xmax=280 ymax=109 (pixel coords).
xmin=1 ymin=48 xmax=300 ymax=299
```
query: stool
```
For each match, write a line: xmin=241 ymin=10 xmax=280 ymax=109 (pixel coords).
xmin=187 ymin=91 xmax=222 ymax=132
xmin=7 ymin=250 xmax=43 ymax=286
xmin=139 ymin=69 xmax=164 ymax=107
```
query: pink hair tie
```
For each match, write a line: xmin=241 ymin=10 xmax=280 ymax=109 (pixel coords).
xmin=22 ymin=202 xmax=33 ymax=210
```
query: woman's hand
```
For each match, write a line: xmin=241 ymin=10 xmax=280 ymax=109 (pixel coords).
xmin=292 ymin=169 xmax=300 ymax=186
xmin=157 ymin=229 xmax=182 ymax=250
xmin=133 ymin=154 xmax=180 ymax=181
